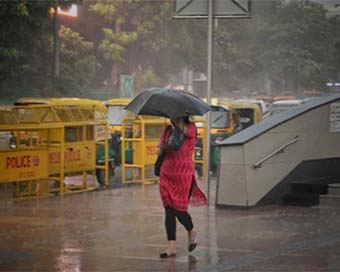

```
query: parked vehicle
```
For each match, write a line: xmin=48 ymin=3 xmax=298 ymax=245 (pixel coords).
xmin=263 ymin=99 xmax=304 ymax=118
xmin=234 ymin=98 xmax=268 ymax=114
xmin=272 ymin=95 xmax=296 ymax=102
xmin=209 ymin=105 xmax=233 ymax=174
xmin=218 ymin=100 xmax=262 ymax=129
xmin=207 ymin=100 xmax=262 ymax=174
xmin=194 ymin=99 xmax=263 ymax=175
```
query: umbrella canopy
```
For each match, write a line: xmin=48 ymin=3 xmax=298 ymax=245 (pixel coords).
xmin=125 ymin=88 xmax=210 ymax=118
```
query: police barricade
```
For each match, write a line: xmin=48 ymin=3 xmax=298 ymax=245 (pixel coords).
xmin=0 ymin=105 xmax=61 ymax=199
xmin=193 ymin=117 xmax=207 ymax=179
xmin=0 ymin=104 xmax=109 ymax=200
xmin=121 ymin=113 xmax=206 ymax=185
xmin=48 ymin=103 xmax=109 ymax=193
xmin=121 ymin=113 xmax=168 ymax=184
xmin=15 ymin=98 xmax=111 ymax=188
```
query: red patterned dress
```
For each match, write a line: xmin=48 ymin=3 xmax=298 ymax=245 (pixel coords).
xmin=159 ymin=123 xmax=207 ymax=212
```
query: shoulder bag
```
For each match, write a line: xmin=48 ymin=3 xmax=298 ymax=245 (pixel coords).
xmin=154 ymin=125 xmax=171 ymax=177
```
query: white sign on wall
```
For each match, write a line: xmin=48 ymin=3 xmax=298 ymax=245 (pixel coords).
xmin=329 ymin=103 xmax=340 ymax=132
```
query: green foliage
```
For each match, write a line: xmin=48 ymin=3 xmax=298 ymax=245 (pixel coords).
xmin=252 ymin=0 xmax=331 ymax=93
xmin=58 ymin=26 xmax=100 ymax=90
xmin=0 ymin=1 xmax=50 ymax=80
xmin=0 ymin=0 xmax=79 ymax=100
xmin=90 ymin=0 xmax=138 ymax=65
xmin=98 ymin=27 xmax=137 ymax=62
xmin=90 ymin=0 xmax=172 ymax=88
xmin=1 ymin=0 xmax=340 ymax=100
xmin=134 ymin=69 xmax=163 ymax=91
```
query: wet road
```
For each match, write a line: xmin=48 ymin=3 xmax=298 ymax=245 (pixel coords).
xmin=1 ymin=173 xmax=340 ymax=271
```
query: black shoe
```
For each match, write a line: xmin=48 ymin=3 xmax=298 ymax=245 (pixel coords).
xmin=188 ymin=230 xmax=197 ymax=252
xmin=160 ymin=252 xmax=176 ymax=258
xmin=188 ymin=243 xmax=197 ymax=252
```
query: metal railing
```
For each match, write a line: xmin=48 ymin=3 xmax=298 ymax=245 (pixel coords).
xmin=253 ymin=135 xmax=300 ymax=169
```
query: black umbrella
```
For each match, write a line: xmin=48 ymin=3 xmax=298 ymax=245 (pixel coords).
xmin=125 ymin=87 xmax=210 ymax=118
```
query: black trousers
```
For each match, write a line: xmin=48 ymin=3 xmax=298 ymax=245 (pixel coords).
xmin=164 ymin=180 xmax=195 ymax=241
xmin=165 ymin=206 xmax=193 ymax=241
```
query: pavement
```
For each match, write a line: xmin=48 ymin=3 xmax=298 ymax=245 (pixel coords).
xmin=1 ymin=168 xmax=340 ymax=271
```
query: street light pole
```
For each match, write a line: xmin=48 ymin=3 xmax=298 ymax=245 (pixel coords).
xmin=206 ymin=0 xmax=213 ymax=205
xmin=52 ymin=5 xmax=60 ymax=78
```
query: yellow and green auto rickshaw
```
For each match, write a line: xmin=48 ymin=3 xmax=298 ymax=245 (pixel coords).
xmin=218 ymin=100 xmax=262 ymax=130
xmin=208 ymin=100 xmax=262 ymax=174
xmin=193 ymin=103 xmax=234 ymax=176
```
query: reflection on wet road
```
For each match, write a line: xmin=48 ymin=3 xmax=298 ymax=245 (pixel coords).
xmin=1 ymin=176 xmax=340 ymax=271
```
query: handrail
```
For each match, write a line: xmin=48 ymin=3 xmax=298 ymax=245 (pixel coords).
xmin=253 ymin=135 xmax=300 ymax=169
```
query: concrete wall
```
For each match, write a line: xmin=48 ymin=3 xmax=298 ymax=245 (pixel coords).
xmin=216 ymin=102 xmax=340 ymax=207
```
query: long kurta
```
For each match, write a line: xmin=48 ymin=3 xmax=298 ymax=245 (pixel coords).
xmin=159 ymin=123 xmax=207 ymax=212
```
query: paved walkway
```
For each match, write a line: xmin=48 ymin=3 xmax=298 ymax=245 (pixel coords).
xmin=1 ymin=175 xmax=340 ymax=271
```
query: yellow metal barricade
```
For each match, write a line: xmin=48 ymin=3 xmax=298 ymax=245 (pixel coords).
xmin=45 ymin=103 xmax=109 ymax=193
xmin=15 ymin=98 xmax=111 ymax=188
xmin=121 ymin=113 xmax=168 ymax=184
xmin=0 ymin=106 xmax=62 ymax=199
xmin=0 ymin=103 xmax=109 ymax=201
xmin=121 ymin=114 xmax=207 ymax=184
xmin=193 ymin=117 xmax=207 ymax=179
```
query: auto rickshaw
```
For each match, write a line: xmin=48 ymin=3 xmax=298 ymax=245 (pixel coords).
xmin=193 ymin=103 xmax=234 ymax=176
xmin=218 ymin=100 xmax=262 ymax=129
xmin=207 ymin=99 xmax=262 ymax=174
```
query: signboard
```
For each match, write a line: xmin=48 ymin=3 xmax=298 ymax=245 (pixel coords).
xmin=0 ymin=150 xmax=49 ymax=182
xmin=174 ymin=0 xmax=251 ymax=18
xmin=95 ymin=125 xmax=106 ymax=141
xmin=330 ymin=103 xmax=340 ymax=132
xmin=120 ymin=74 xmax=134 ymax=98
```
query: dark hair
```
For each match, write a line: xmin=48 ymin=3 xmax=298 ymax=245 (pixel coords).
xmin=171 ymin=116 xmax=191 ymax=125
xmin=183 ymin=116 xmax=190 ymax=124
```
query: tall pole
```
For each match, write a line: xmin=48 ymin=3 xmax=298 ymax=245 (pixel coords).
xmin=53 ymin=5 xmax=60 ymax=78
xmin=206 ymin=0 xmax=213 ymax=205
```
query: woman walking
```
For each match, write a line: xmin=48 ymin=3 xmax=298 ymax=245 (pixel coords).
xmin=156 ymin=116 xmax=207 ymax=258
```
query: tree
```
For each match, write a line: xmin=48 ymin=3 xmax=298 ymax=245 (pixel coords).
xmin=1 ymin=0 xmax=337 ymax=101
xmin=53 ymin=26 xmax=100 ymax=95
xmin=254 ymin=0 xmax=331 ymax=94
xmin=89 ymin=0 xmax=172 ymax=90
xmin=0 ymin=0 xmax=79 ymax=102
xmin=0 ymin=2 xmax=51 ymax=93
